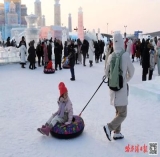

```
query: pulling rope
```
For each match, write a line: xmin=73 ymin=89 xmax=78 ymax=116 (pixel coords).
xmin=79 ymin=76 xmax=107 ymax=117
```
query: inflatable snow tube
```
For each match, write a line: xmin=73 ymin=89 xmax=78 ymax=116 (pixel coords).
xmin=62 ymin=65 xmax=70 ymax=69
xmin=62 ymin=57 xmax=70 ymax=69
xmin=44 ymin=68 xmax=55 ymax=74
xmin=50 ymin=115 xmax=85 ymax=139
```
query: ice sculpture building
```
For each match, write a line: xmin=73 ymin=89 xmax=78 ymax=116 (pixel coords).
xmin=0 ymin=0 xmax=28 ymax=40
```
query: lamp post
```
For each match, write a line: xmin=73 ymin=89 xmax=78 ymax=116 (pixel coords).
xmin=107 ymin=23 xmax=108 ymax=34
xmin=124 ymin=25 xmax=127 ymax=38
xmin=74 ymin=27 xmax=78 ymax=32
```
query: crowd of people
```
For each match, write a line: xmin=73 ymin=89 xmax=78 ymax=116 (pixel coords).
xmin=0 ymin=37 xmax=17 ymax=47
xmin=105 ymin=36 xmax=160 ymax=81
xmin=2 ymin=34 xmax=160 ymax=82
xmin=17 ymin=36 xmax=106 ymax=81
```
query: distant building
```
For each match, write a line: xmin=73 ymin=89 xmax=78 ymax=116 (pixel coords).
xmin=34 ymin=0 xmax=42 ymax=27
xmin=0 ymin=0 xmax=28 ymax=40
xmin=68 ymin=13 xmax=72 ymax=32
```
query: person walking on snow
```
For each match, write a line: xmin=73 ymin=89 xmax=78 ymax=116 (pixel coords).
xmin=156 ymin=39 xmax=160 ymax=76
xmin=88 ymin=40 xmax=95 ymax=67
xmin=103 ymin=32 xmax=135 ymax=141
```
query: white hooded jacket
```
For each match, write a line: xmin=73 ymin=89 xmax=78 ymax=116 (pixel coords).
xmin=88 ymin=40 xmax=95 ymax=61
xmin=105 ymin=32 xmax=135 ymax=106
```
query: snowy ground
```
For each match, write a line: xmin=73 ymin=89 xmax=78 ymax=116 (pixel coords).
xmin=0 ymin=59 xmax=159 ymax=157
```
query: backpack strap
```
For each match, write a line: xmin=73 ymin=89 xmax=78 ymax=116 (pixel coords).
xmin=119 ymin=50 xmax=125 ymax=75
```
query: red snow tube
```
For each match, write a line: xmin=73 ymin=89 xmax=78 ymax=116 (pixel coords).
xmin=50 ymin=115 xmax=85 ymax=139
xmin=44 ymin=68 xmax=55 ymax=74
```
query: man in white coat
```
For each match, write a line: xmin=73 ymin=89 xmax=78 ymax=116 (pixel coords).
xmin=103 ymin=32 xmax=135 ymax=141
xmin=88 ymin=40 xmax=95 ymax=67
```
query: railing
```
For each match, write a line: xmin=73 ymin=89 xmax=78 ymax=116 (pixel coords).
xmin=0 ymin=46 xmax=20 ymax=64
xmin=0 ymin=46 xmax=56 ymax=64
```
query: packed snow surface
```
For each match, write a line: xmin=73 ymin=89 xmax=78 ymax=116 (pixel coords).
xmin=0 ymin=61 xmax=159 ymax=157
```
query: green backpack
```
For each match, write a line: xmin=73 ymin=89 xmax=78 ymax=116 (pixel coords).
xmin=108 ymin=50 xmax=125 ymax=91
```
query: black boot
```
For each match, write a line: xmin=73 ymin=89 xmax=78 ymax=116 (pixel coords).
xmin=89 ymin=61 xmax=93 ymax=67
xmin=89 ymin=61 xmax=91 ymax=67
xmin=29 ymin=63 xmax=33 ymax=70
xmin=21 ymin=64 xmax=25 ymax=68
xmin=34 ymin=64 xmax=37 ymax=69
xmin=70 ymin=78 xmax=75 ymax=81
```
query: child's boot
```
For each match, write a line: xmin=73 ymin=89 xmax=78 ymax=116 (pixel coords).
xmin=37 ymin=128 xmax=45 ymax=135
xmin=42 ymin=123 xmax=49 ymax=128
xmin=39 ymin=126 xmax=52 ymax=136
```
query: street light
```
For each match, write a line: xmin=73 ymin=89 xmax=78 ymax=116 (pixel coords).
xmin=107 ymin=23 xmax=109 ymax=34
xmin=124 ymin=25 xmax=127 ymax=33
xmin=124 ymin=25 xmax=127 ymax=38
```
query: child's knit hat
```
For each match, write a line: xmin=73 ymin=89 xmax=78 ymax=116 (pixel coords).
xmin=59 ymin=82 xmax=68 ymax=96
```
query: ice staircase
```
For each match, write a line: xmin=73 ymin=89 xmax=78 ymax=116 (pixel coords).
xmin=130 ymin=76 xmax=160 ymax=101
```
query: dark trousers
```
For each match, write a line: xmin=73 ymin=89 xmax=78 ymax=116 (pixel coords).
xmin=149 ymin=69 xmax=153 ymax=80
xmin=82 ymin=52 xmax=87 ymax=65
xmin=29 ymin=62 xmax=36 ymax=69
xmin=75 ymin=53 xmax=78 ymax=64
xmin=132 ymin=54 xmax=135 ymax=61
xmin=70 ymin=66 xmax=75 ymax=79
xmin=87 ymin=52 xmax=89 ymax=58
xmin=55 ymin=56 xmax=61 ymax=69
xmin=89 ymin=60 xmax=93 ymax=67
xmin=21 ymin=63 xmax=25 ymax=68
xmin=99 ymin=53 xmax=103 ymax=61
xmin=38 ymin=56 xmax=44 ymax=66
xmin=142 ymin=68 xmax=148 ymax=81
xmin=95 ymin=54 xmax=99 ymax=63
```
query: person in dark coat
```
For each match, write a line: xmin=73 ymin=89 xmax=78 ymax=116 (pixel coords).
xmin=68 ymin=41 xmax=76 ymax=81
xmin=154 ymin=36 xmax=157 ymax=45
xmin=81 ymin=39 xmax=89 ymax=66
xmin=17 ymin=36 xmax=27 ymax=48
xmin=6 ymin=37 xmax=11 ymax=47
xmin=86 ymin=40 xmax=89 ymax=58
xmin=140 ymin=38 xmax=146 ymax=65
xmin=64 ymin=41 xmax=68 ymax=57
xmin=54 ymin=39 xmax=62 ymax=70
xmin=94 ymin=41 xmax=100 ymax=63
xmin=59 ymin=40 xmax=63 ymax=65
xmin=76 ymin=39 xmax=82 ymax=64
xmin=142 ymin=39 xmax=151 ymax=81
xmin=47 ymin=40 xmax=52 ymax=61
xmin=99 ymin=40 xmax=105 ymax=62
xmin=28 ymin=41 xmax=36 ymax=70
xmin=40 ymin=42 xmax=45 ymax=66
xmin=36 ymin=41 xmax=43 ymax=67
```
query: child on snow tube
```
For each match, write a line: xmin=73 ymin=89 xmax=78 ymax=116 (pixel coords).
xmin=44 ymin=61 xmax=55 ymax=73
xmin=37 ymin=82 xmax=73 ymax=136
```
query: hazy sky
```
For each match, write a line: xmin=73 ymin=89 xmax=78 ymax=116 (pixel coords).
xmin=1 ymin=0 xmax=160 ymax=34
